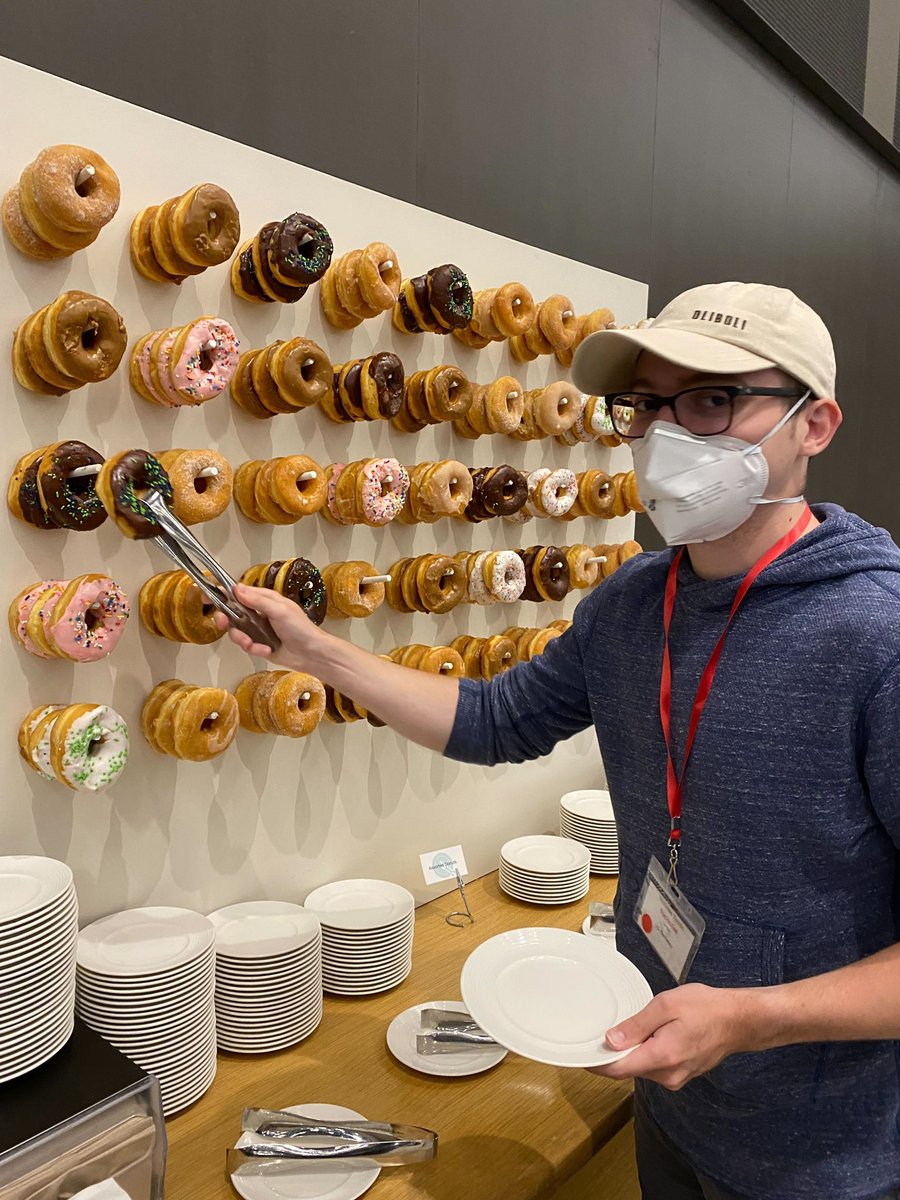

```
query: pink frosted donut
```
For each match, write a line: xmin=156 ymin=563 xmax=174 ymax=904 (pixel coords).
xmin=136 ymin=335 xmax=170 ymax=405
xmin=155 ymin=332 xmax=187 ymax=407
xmin=11 ymin=579 xmax=61 ymax=657
xmin=47 ymin=575 xmax=130 ymax=663
xmin=537 ymin=468 xmax=578 ymax=517
xmin=325 ymin=462 xmax=346 ymax=523
xmin=34 ymin=581 xmax=66 ymax=651
xmin=484 ymin=550 xmax=526 ymax=603
xmin=359 ymin=458 xmax=409 ymax=526
xmin=467 ymin=552 xmax=498 ymax=606
xmin=171 ymin=318 xmax=239 ymax=404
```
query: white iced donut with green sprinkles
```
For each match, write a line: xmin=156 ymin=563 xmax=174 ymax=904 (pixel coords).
xmin=49 ymin=703 xmax=129 ymax=792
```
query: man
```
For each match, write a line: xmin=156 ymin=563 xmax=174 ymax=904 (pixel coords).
xmin=221 ymin=282 xmax=900 ymax=1199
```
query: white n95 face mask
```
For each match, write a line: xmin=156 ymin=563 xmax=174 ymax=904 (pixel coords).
xmin=630 ymin=394 xmax=808 ymax=546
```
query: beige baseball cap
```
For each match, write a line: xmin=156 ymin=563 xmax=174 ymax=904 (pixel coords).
xmin=572 ymin=281 xmax=836 ymax=399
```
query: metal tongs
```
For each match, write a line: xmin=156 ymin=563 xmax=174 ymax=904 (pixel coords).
xmin=143 ymin=489 xmax=281 ymax=652
xmin=226 ymin=1108 xmax=438 ymax=1173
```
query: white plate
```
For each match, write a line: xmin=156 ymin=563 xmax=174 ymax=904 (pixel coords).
xmin=461 ymin=928 xmax=652 ymax=1068
xmin=0 ymin=1011 xmax=74 ymax=1084
xmin=0 ymin=857 xmax=73 ymax=924
xmin=319 ymin=922 xmax=414 ymax=946
xmin=216 ymin=942 xmax=322 ymax=972
xmin=217 ymin=1015 xmax=323 ymax=1047
xmin=230 ymin=1102 xmax=380 ymax=1200
xmin=386 ymin=1001 xmax=508 ymax=1077
xmin=209 ymin=902 xmax=321 ymax=959
xmin=77 ymin=908 xmax=215 ymax=976
xmin=500 ymin=836 xmax=591 ymax=874
xmin=559 ymin=791 xmax=615 ymax=821
xmin=0 ymin=894 xmax=78 ymax=949
xmin=304 ymin=881 xmax=414 ymax=931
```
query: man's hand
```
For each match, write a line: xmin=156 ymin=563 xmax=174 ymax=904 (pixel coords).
xmin=215 ymin=583 xmax=325 ymax=669
xmin=590 ymin=983 xmax=757 ymax=1091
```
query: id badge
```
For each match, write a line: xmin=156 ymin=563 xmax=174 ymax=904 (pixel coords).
xmin=633 ymin=856 xmax=706 ymax=983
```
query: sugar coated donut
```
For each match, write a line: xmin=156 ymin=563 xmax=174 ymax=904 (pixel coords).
xmin=173 ymin=687 xmax=239 ymax=760
xmin=537 ymin=295 xmax=578 ymax=351
xmin=158 ymin=448 xmax=233 ymax=525
xmin=492 ymin=282 xmax=535 ymax=337
xmin=49 ymin=703 xmax=129 ymax=791
xmin=485 ymin=376 xmax=524 ymax=434
xmin=95 ymin=450 xmax=173 ymax=539
xmin=28 ymin=145 xmax=120 ymax=233
xmin=358 ymin=458 xmax=409 ymax=525
xmin=170 ymin=317 xmax=239 ymax=404
xmin=262 ymin=672 xmax=326 ymax=737
xmin=47 ymin=574 xmax=129 ymax=662
xmin=2 ymin=185 xmax=69 ymax=260
xmin=357 ymin=242 xmax=401 ymax=310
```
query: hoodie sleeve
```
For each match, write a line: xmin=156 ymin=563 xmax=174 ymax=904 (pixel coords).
xmin=859 ymin=654 xmax=900 ymax=848
xmin=443 ymin=593 xmax=598 ymax=767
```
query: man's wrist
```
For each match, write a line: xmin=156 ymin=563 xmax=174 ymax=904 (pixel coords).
xmin=733 ymin=984 xmax=797 ymax=1053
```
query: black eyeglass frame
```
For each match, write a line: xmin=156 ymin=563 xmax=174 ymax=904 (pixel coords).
xmin=604 ymin=385 xmax=811 ymax=439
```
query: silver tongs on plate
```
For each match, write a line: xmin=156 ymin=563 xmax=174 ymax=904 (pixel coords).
xmin=143 ymin=489 xmax=281 ymax=652
xmin=227 ymin=1108 xmax=438 ymax=1170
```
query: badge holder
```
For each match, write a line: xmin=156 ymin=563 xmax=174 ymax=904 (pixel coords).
xmin=634 ymin=835 xmax=705 ymax=984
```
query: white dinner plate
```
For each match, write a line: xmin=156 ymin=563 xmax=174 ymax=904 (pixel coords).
xmin=0 ymin=857 xmax=73 ymax=924
xmin=386 ymin=1001 xmax=508 ymax=1077
xmin=209 ymin=902 xmax=321 ymax=959
xmin=461 ymin=927 xmax=652 ymax=1068
xmin=500 ymin=836 xmax=591 ymax=874
xmin=559 ymin=791 xmax=615 ymax=820
xmin=230 ymin=1102 xmax=380 ymax=1200
xmin=77 ymin=908 xmax=215 ymax=976
xmin=0 ymin=1011 xmax=74 ymax=1083
xmin=304 ymin=881 xmax=414 ymax=931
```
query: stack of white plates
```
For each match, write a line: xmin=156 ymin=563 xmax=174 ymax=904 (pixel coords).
xmin=559 ymin=790 xmax=619 ymax=874
xmin=499 ymin=835 xmax=590 ymax=905
xmin=304 ymin=879 xmax=415 ymax=996
xmin=75 ymin=907 xmax=216 ymax=1116
xmin=209 ymin=900 xmax=323 ymax=1054
xmin=0 ymin=856 xmax=78 ymax=1084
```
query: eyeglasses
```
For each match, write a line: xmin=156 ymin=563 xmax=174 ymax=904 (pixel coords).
xmin=605 ymin=386 xmax=809 ymax=439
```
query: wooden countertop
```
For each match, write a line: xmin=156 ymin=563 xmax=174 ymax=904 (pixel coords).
xmin=164 ymin=872 xmax=630 ymax=1199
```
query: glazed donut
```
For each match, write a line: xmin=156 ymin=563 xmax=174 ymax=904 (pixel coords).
xmin=229 ymin=349 xmax=274 ymax=420
xmin=128 ymin=205 xmax=177 ymax=283
xmin=452 ymin=323 xmax=492 ymax=350
xmin=41 ymin=291 xmax=127 ymax=383
xmin=233 ymin=460 xmax=267 ymax=523
xmin=251 ymin=461 xmax=298 ymax=525
xmin=268 ymin=213 xmax=333 ymax=286
xmin=37 ymin=440 xmax=107 ymax=532
xmin=415 ymin=555 xmax=467 ymax=614
xmin=485 ymin=376 xmax=524 ymax=434
xmin=246 ymin=342 xmax=297 ymax=416
xmin=264 ymin=672 xmax=326 ymax=737
xmin=46 ymin=574 xmax=129 ymax=662
xmin=337 ymin=249 xmax=379 ymax=320
xmin=415 ymin=647 xmax=466 ymax=676
xmin=324 ymin=561 xmax=385 ymax=619
xmin=623 ymin=470 xmax=644 ymax=513
xmin=95 ymin=450 xmax=173 ymax=539
xmin=524 ymin=313 xmax=555 ymax=356
xmin=271 ymin=558 xmax=327 ymax=626
xmin=320 ymin=262 xmax=359 ymax=328
xmin=357 ymin=458 xmax=409 ymax=526
xmin=480 ymin=635 xmax=518 ymax=680
xmin=598 ymin=545 xmax=622 ymax=579
xmin=143 ymin=682 xmax=191 ymax=754
xmin=533 ymin=468 xmax=578 ymax=518
xmin=49 ymin=703 xmax=129 ymax=791
xmin=8 ymin=448 xmax=58 ymax=529
xmin=167 ymin=573 xmax=226 ymax=644
xmin=471 ymin=290 xmax=502 ymax=340
xmin=27 ymin=145 xmax=120 ymax=234
xmin=537 ymin=294 xmax=578 ymax=351
xmin=160 ymin=449 xmax=233 ymax=525
xmin=492 ymin=282 xmax=535 ymax=337
xmin=360 ymin=352 xmax=404 ymax=420
xmin=169 ymin=183 xmax=240 ymax=266
xmin=269 ymin=337 xmax=332 ymax=408
xmin=482 ymin=550 xmax=526 ymax=603
xmin=426 ymin=264 xmax=474 ymax=329
xmin=169 ymin=317 xmax=239 ymax=404
xmin=170 ymin=686 xmax=239 ymax=761
xmin=532 ymin=546 xmax=571 ymax=602
xmin=610 ymin=473 xmax=632 ymax=518
xmin=531 ymin=382 xmax=581 ymax=436
xmin=357 ymin=242 xmax=401 ymax=310
xmin=577 ymin=470 xmax=616 ymax=519
xmin=419 ymin=461 xmax=473 ymax=516
xmin=333 ymin=461 xmax=364 ymax=523
xmin=420 ymin=364 xmax=469 ymax=422
xmin=262 ymin=456 xmax=326 ymax=518
xmin=13 ymin=308 xmax=75 ymax=395
xmin=618 ymin=540 xmax=643 ymax=564
xmin=2 ymin=185 xmax=69 ymax=260
xmin=566 ymin=544 xmax=602 ymax=589
xmin=385 ymin=559 xmax=414 ymax=613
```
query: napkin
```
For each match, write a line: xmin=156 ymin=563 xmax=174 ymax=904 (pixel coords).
xmin=70 ymin=1182 xmax=131 ymax=1200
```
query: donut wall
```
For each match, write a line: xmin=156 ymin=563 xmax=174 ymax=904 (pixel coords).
xmin=0 ymin=56 xmax=647 ymax=924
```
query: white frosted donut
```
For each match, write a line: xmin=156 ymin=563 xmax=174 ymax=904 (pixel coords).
xmin=53 ymin=705 xmax=129 ymax=792
xmin=467 ymin=552 xmax=498 ymax=606
xmin=485 ymin=550 xmax=526 ymax=603
xmin=525 ymin=468 xmax=551 ymax=517
xmin=538 ymin=468 xmax=578 ymax=517
xmin=566 ymin=395 xmax=598 ymax=444
xmin=585 ymin=395 xmax=616 ymax=436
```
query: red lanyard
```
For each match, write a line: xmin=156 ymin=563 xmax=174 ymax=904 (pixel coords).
xmin=659 ymin=506 xmax=813 ymax=870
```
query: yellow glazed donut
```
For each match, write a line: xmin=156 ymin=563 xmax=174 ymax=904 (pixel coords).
xmin=264 ymin=456 xmax=326 ymax=517
xmin=324 ymin=561 xmax=385 ymax=618
xmin=485 ymin=375 xmax=524 ymax=434
xmin=266 ymin=672 xmax=326 ymax=737
xmin=171 ymin=686 xmax=239 ymax=761
xmin=531 ymin=382 xmax=581 ymax=436
xmin=480 ymin=635 xmax=518 ymax=680
xmin=419 ymin=461 xmax=473 ymax=516
xmin=269 ymin=337 xmax=332 ymax=408
xmin=537 ymin=294 xmax=578 ymax=351
xmin=491 ymin=282 xmax=535 ymax=337
xmin=357 ymin=242 xmax=402 ymax=310
xmin=565 ymin=544 xmax=602 ymax=589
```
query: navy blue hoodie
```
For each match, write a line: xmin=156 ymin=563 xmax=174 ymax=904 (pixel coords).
xmin=446 ymin=504 xmax=900 ymax=1200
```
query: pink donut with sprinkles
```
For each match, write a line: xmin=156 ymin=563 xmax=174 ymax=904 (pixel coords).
xmin=48 ymin=575 xmax=130 ymax=663
xmin=358 ymin=458 xmax=409 ymax=526
xmin=136 ymin=334 xmax=176 ymax=407
xmin=485 ymin=550 xmax=526 ymax=603
xmin=11 ymin=579 xmax=62 ymax=658
xmin=155 ymin=332 xmax=188 ymax=407
xmin=171 ymin=317 xmax=239 ymax=404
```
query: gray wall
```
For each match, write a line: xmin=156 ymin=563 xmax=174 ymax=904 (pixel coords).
xmin=2 ymin=0 xmax=896 ymax=542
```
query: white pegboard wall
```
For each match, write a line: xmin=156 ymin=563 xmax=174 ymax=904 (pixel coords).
xmin=0 ymin=56 xmax=647 ymax=923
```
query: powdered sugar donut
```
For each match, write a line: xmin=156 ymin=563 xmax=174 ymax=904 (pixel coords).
xmin=171 ymin=317 xmax=239 ymax=404
xmin=359 ymin=458 xmax=409 ymax=525
xmin=484 ymin=550 xmax=526 ymax=603
xmin=536 ymin=468 xmax=578 ymax=517
xmin=49 ymin=703 xmax=129 ymax=792
xmin=48 ymin=575 xmax=129 ymax=663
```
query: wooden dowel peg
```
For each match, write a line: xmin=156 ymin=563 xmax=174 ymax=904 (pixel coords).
xmin=70 ymin=463 xmax=101 ymax=478
xmin=197 ymin=466 xmax=219 ymax=478
xmin=298 ymin=471 xmax=317 ymax=482
xmin=361 ymin=574 xmax=391 ymax=586
xmin=587 ymin=556 xmax=607 ymax=564
xmin=380 ymin=259 xmax=394 ymax=271
xmin=302 ymin=357 xmax=315 ymax=367
xmin=75 ymin=165 xmax=95 ymax=188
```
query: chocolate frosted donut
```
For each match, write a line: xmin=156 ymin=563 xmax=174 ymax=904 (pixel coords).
xmin=273 ymin=557 xmax=326 ymax=626
xmin=37 ymin=440 xmax=107 ymax=531
xmin=253 ymin=223 xmax=308 ymax=303
xmin=364 ymin=352 xmax=404 ymax=418
xmin=238 ymin=244 xmax=270 ymax=302
xmin=96 ymin=450 xmax=173 ymax=539
xmin=472 ymin=465 xmax=528 ymax=518
xmin=411 ymin=275 xmax=445 ymax=333
xmin=533 ymin=546 xmax=571 ymax=601
xmin=427 ymin=264 xmax=473 ymax=329
xmin=339 ymin=361 xmax=365 ymax=419
xmin=395 ymin=292 xmax=420 ymax=334
xmin=517 ymin=547 xmax=544 ymax=603
xmin=11 ymin=450 xmax=58 ymax=529
xmin=262 ymin=560 xmax=286 ymax=589
xmin=268 ymin=213 xmax=333 ymax=285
